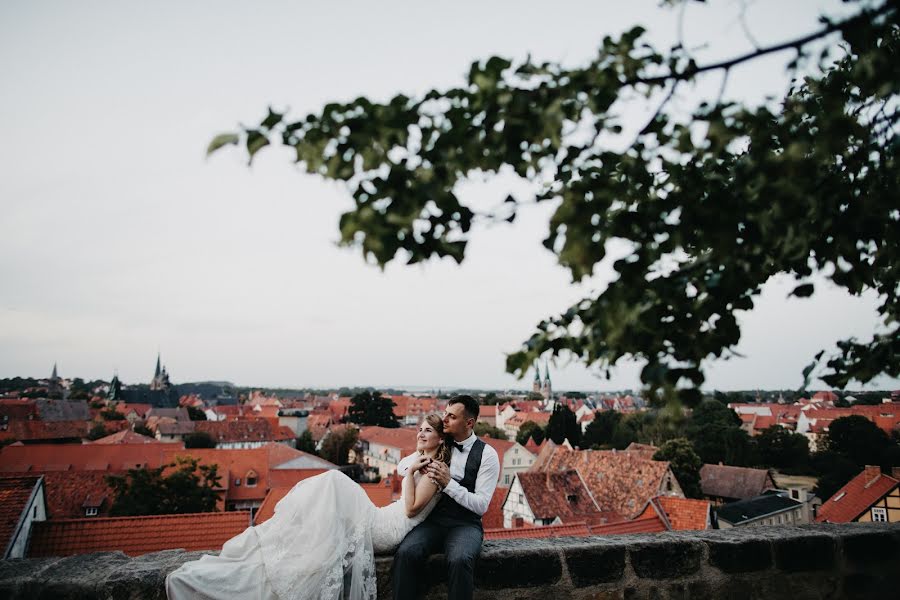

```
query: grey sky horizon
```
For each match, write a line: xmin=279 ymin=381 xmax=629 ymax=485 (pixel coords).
xmin=1 ymin=0 xmax=897 ymax=393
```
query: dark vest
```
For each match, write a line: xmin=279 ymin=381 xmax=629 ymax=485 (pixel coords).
xmin=428 ymin=438 xmax=486 ymax=528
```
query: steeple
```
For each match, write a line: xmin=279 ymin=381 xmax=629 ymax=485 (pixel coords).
xmin=50 ymin=363 xmax=58 ymax=381
xmin=154 ymin=353 xmax=162 ymax=378
xmin=532 ymin=363 xmax=542 ymax=394
xmin=541 ymin=361 xmax=552 ymax=399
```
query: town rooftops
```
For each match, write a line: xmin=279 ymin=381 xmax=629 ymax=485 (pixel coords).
xmin=715 ymin=493 xmax=803 ymax=526
xmin=816 ymin=466 xmax=900 ymax=523
xmin=640 ymin=496 xmax=710 ymax=531
xmin=28 ymin=511 xmax=251 ymax=557
xmin=516 ymin=470 xmax=601 ymax=524
xmin=90 ymin=429 xmax=160 ymax=444
xmin=358 ymin=426 xmax=418 ymax=457
xmin=195 ymin=418 xmax=293 ymax=443
xmin=0 ymin=476 xmax=43 ymax=558
xmin=699 ymin=463 xmax=777 ymax=501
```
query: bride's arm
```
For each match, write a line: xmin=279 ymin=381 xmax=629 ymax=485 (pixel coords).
xmin=403 ymin=459 xmax=439 ymax=518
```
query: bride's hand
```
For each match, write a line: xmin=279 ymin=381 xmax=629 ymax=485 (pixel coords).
xmin=410 ymin=455 xmax=432 ymax=473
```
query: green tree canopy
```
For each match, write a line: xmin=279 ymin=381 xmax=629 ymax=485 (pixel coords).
xmin=474 ymin=422 xmax=508 ymax=440
xmin=183 ymin=431 xmax=217 ymax=449
xmin=653 ymin=437 xmax=703 ymax=499
xmin=296 ymin=429 xmax=317 ymax=454
xmin=824 ymin=415 xmax=892 ymax=465
xmin=582 ymin=410 xmax=622 ymax=448
xmin=211 ymin=1 xmax=899 ymax=404
xmin=320 ymin=427 xmax=360 ymax=466
xmin=106 ymin=457 xmax=222 ymax=516
xmin=755 ymin=425 xmax=810 ymax=471
xmin=547 ymin=404 xmax=581 ymax=447
xmin=516 ymin=420 xmax=545 ymax=446
xmin=347 ymin=391 xmax=400 ymax=428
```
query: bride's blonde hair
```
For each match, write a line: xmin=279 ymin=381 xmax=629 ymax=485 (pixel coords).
xmin=420 ymin=413 xmax=451 ymax=466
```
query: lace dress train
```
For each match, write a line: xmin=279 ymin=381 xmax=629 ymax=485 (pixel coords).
xmin=166 ymin=469 xmax=436 ymax=600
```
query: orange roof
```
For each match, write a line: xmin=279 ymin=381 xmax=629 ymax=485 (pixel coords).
xmin=0 ymin=420 xmax=88 ymax=443
xmin=523 ymin=439 xmax=543 ymax=454
xmin=515 ymin=470 xmax=602 ymax=524
xmin=0 ymin=476 xmax=42 ymax=556
xmin=114 ymin=403 xmax=153 ymax=418
xmin=1 ymin=471 xmax=116 ymax=519
xmin=358 ymin=426 xmax=418 ymax=457
xmin=306 ymin=412 xmax=334 ymax=441
xmin=195 ymin=418 xmax=292 ymax=443
xmin=161 ymin=448 xmax=272 ymax=503
xmin=639 ymin=496 xmax=710 ymax=530
xmin=485 ymin=521 xmax=591 ymax=540
xmin=360 ymin=483 xmax=394 ymax=507
xmin=385 ymin=396 xmax=442 ymax=419
xmin=28 ymin=511 xmax=251 ymax=557
xmin=479 ymin=405 xmax=499 ymax=417
xmin=90 ymin=429 xmax=160 ymax=444
xmin=534 ymin=446 xmax=674 ymax=519
xmin=0 ymin=443 xmax=173 ymax=473
xmin=588 ymin=514 xmax=668 ymax=535
xmin=255 ymin=479 xmax=394 ymax=525
xmin=267 ymin=468 xmax=329 ymax=488
xmin=816 ymin=466 xmax=900 ymax=523
xmin=482 ymin=486 xmax=509 ymax=529
xmin=624 ymin=443 xmax=659 ymax=460
xmin=506 ymin=412 xmax=551 ymax=427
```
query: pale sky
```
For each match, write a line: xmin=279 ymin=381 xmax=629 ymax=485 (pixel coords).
xmin=1 ymin=0 xmax=895 ymax=392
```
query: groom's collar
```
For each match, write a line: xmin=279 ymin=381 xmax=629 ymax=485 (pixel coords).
xmin=453 ymin=433 xmax=477 ymax=451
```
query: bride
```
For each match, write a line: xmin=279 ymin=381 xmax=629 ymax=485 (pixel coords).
xmin=166 ymin=414 xmax=449 ymax=600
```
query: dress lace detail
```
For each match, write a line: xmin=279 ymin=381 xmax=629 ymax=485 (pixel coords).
xmin=166 ymin=468 xmax=437 ymax=600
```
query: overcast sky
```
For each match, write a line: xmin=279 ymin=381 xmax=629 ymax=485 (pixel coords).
xmin=1 ymin=0 xmax=895 ymax=392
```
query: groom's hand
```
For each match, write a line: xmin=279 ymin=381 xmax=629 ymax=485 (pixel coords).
xmin=424 ymin=461 xmax=450 ymax=489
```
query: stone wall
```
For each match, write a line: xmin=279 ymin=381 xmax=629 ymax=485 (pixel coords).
xmin=1 ymin=523 xmax=898 ymax=599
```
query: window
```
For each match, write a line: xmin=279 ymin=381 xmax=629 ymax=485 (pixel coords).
xmin=234 ymin=478 xmax=241 ymax=486
xmin=246 ymin=470 xmax=258 ymax=487
xmin=504 ymin=474 xmax=510 ymax=485
xmin=790 ymin=489 xmax=800 ymax=500
xmin=85 ymin=507 xmax=98 ymax=517
xmin=872 ymin=507 xmax=887 ymax=522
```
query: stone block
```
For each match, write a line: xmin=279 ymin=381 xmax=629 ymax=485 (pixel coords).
xmin=706 ymin=539 xmax=772 ymax=573
xmin=773 ymin=533 xmax=836 ymax=572
xmin=630 ymin=541 xmax=704 ymax=579
xmin=564 ymin=544 xmax=626 ymax=587
xmin=474 ymin=548 xmax=562 ymax=590
xmin=840 ymin=530 xmax=900 ymax=569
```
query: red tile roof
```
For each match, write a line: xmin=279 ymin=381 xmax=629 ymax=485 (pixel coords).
xmin=639 ymin=496 xmax=710 ymax=530
xmin=624 ymin=443 xmax=659 ymax=460
xmin=358 ymin=426 xmax=418 ymax=457
xmin=306 ymin=412 xmax=334 ymax=441
xmin=255 ymin=479 xmax=394 ymax=525
xmin=114 ymin=403 xmax=153 ymax=418
xmin=505 ymin=412 xmax=551 ymax=427
xmin=484 ymin=521 xmax=591 ymax=540
xmin=479 ymin=405 xmax=499 ymax=417
xmin=90 ymin=429 xmax=160 ymax=444
xmin=386 ymin=396 xmax=443 ymax=419
xmin=195 ymin=418 xmax=292 ymax=444
xmin=1 ymin=471 xmax=115 ymax=519
xmin=482 ymin=487 xmax=509 ymax=529
xmin=816 ymin=466 xmax=900 ymax=523
xmin=534 ymin=446 xmax=676 ymax=519
xmin=266 ymin=468 xmax=329 ymax=488
xmin=480 ymin=435 xmax=516 ymax=464
xmin=0 ymin=420 xmax=89 ymax=443
xmin=523 ymin=439 xmax=544 ymax=455
xmin=0 ymin=476 xmax=42 ymax=556
xmin=515 ymin=470 xmax=602 ymax=524
xmin=699 ymin=464 xmax=777 ymax=500
xmin=588 ymin=514 xmax=668 ymax=535
xmin=359 ymin=483 xmax=394 ymax=508
xmin=28 ymin=511 xmax=251 ymax=557
xmin=0 ymin=443 xmax=171 ymax=473
xmin=160 ymin=448 xmax=272 ymax=503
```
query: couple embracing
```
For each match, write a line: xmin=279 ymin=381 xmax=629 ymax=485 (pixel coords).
xmin=166 ymin=395 xmax=500 ymax=600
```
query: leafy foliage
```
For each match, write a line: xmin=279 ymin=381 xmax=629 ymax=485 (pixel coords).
xmin=581 ymin=410 xmax=623 ymax=448
xmin=183 ymin=430 xmax=217 ymax=448
xmin=653 ymin=437 xmax=703 ymax=499
xmin=86 ymin=422 xmax=108 ymax=440
xmin=296 ymin=429 xmax=317 ymax=454
xmin=212 ymin=2 xmax=899 ymax=402
xmin=347 ymin=391 xmax=400 ymax=428
xmin=106 ymin=457 xmax=222 ymax=516
xmin=755 ymin=425 xmax=810 ymax=471
xmin=319 ymin=426 xmax=360 ymax=466
xmin=186 ymin=406 xmax=207 ymax=421
xmin=515 ymin=420 xmax=545 ymax=446
xmin=547 ymin=404 xmax=581 ymax=447
xmin=824 ymin=415 xmax=893 ymax=465
xmin=474 ymin=421 xmax=508 ymax=440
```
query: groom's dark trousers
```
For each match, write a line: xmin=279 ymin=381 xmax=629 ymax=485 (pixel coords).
xmin=393 ymin=439 xmax=486 ymax=600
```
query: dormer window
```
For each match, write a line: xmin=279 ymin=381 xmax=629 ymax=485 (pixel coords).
xmin=246 ymin=470 xmax=258 ymax=487
xmin=85 ymin=507 xmax=98 ymax=517
xmin=567 ymin=494 xmax=578 ymax=504
xmin=234 ymin=478 xmax=241 ymax=486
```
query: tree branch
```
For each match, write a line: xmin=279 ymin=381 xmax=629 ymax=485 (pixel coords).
xmin=634 ymin=2 xmax=895 ymax=85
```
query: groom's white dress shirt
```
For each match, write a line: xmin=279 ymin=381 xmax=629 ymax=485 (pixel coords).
xmin=397 ymin=433 xmax=500 ymax=516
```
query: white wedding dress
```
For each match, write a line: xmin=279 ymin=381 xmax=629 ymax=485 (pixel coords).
xmin=166 ymin=469 xmax=439 ymax=600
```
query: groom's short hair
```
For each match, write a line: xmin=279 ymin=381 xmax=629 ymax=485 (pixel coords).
xmin=449 ymin=395 xmax=479 ymax=420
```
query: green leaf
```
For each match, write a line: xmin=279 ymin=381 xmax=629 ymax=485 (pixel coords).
xmin=790 ymin=283 xmax=815 ymax=298
xmin=207 ymin=133 xmax=239 ymax=156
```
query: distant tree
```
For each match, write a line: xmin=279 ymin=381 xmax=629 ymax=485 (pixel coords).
xmin=481 ymin=392 xmax=499 ymax=405
xmin=690 ymin=424 xmax=755 ymax=466
xmin=690 ymin=400 xmax=742 ymax=430
xmin=106 ymin=457 xmax=222 ymax=516
xmin=319 ymin=427 xmax=360 ymax=466
xmin=183 ymin=431 xmax=217 ymax=449
xmin=515 ymin=420 xmax=545 ymax=446
xmin=296 ymin=429 xmax=317 ymax=454
xmin=186 ymin=406 xmax=208 ymax=421
xmin=824 ymin=415 xmax=892 ymax=466
xmin=610 ymin=413 xmax=647 ymax=450
xmin=547 ymin=405 xmax=581 ymax=447
xmin=582 ymin=411 xmax=622 ymax=448
xmin=653 ymin=438 xmax=703 ymax=499
xmin=525 ymin=392 xmax=545 ymax=401
xmin=812 ymin=450 xmax=861 ymax=501
xmin=474 ymin=422 xmax=508 ymax=440
xmin=755 ymin=426 xmax=810 ymax=472
xmin=564 ymin=392 xmax=587 ymax=400
xmin=133 ymin=424 xmax=154 ymax=438
xmin=100 ymin=408 xmax=125 ymax=421
xmin=86 ymin=423 xmax=108 ymax=440
xmin=347 ymin=391 xmax=400 ymax=428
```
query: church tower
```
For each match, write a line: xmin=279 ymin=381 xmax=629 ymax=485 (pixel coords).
xmin=532 ymin=363 xmax=542 ymax=394
xmin=150 ymin=353 xmax=170 ymax=391
xmin=541 ymin=362 xmax=552 ymax=400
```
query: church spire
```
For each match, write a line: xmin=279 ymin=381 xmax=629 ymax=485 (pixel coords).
xmin=532 ymin=362 xmax=542 ymax=394
xmin=154 ymin=353 xmax=162 ymax=378
xmin=50 ymin=362 xmax=58 ymax=381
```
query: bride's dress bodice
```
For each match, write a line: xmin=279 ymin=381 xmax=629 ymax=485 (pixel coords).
xmin=371 ymin=471 xmax=439 ymax=552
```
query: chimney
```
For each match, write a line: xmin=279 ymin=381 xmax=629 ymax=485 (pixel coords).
xmin=892 ymin=467 xmax=900 ymax=480
xmin=863 ymin=465 xmax=881 ymax=484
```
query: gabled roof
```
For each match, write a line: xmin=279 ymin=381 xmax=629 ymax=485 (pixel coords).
xmin=0 ymin=471 xmax=114 ymax=519
xmin=195 ymin=418 xmax=292 ymax=443
xmin=33 ymin=399 xmax=90 ymax=422
xmin=505 ymin=412 xmax=551 ymax=427
xmin=28 ymin=511 xmax=251 ymax=557
xmin=640 ymin=496 xmax=710 ymax=530
xmin=90 ymin=429 xmax=160 ymax=444
xmin=479 ymin=435 xmax=516 ymax=464
xmin=0 ymin=476 xmax=42 ymax=558
xmin=485 ymin=521 xmax=591 ymax=540
xmin=716 ymin=493 xmax=802 ymax=526
xmin=515 ymin=470 xmax=601 ymax=523
xmin=482 ymin=486 xmax=508 ymax=529
xmin=534 ymin=446 xmax=676 ymax=519
xmin=816 ymin=466 xmax=900 ymax=523
xmin=0 ymin=443 xmax=172 ymax=472
xmin=0 ymin=420 xmax=89 ymax=443
xmin=624 ymin=443 xmax=659 ymax=460
xmin=358 ymin=426 xmax=418 ymax=457
xmin=699 ymin=464 xmax=776 ymax=500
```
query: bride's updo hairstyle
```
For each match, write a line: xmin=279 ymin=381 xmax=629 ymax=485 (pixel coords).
xmin=421 ymin=413 xmax=452 ymax=466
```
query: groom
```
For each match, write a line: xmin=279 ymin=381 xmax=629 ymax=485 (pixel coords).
xmin=393 ymin=395 xmax=500 ymax=600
